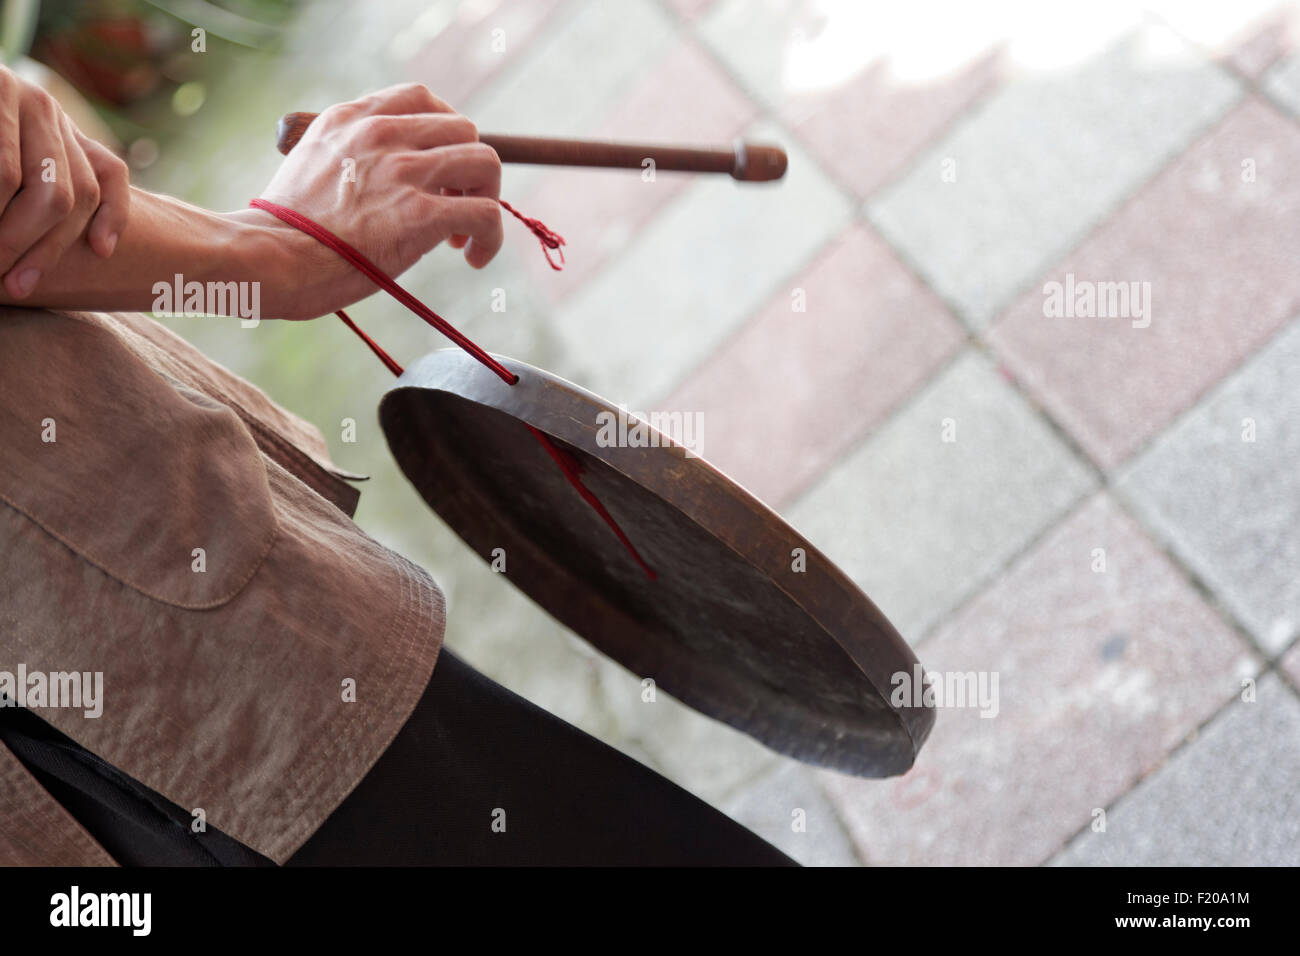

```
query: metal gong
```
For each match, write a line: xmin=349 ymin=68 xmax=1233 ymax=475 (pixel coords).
xmin=379 ymin=349 xmax=934 ymax=777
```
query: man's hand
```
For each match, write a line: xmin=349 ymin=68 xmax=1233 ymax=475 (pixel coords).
xmin=0 ymin=84 xmax=498 ymax=320
xmin=0 ymin=66 xmax=130 ymax=299
xmin=251 ymin=83 xmax=504 ymax=317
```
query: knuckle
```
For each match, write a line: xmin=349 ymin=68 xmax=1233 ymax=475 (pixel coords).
xmin=386 ymin=151 xmax=419 ymax=178
xmin=356 ymin=113 xmax=392 ymax=143
xmin=318 ymin=101 xmax=359 ymax=130
xmin=416 ymin=192 xmax=443 ymax=220
xmin=50 ymin=184 xmax=75 ymax=215
xmin=477 ymin=142 xmax=502 ymax=174
xmin=104 ymin=151 xmax=129 ymax=184
xmin=474 ymin=195 xmax=502 ymax=227
xmin=453 ymin=115 xmax=478 ymax=142
xmin=398 ymin=82 xmax=446 ymax=112
xmin=78 ymin=175 xmax=101 ymax=210
xmin=89 ymin=142 xmax=127 ymax=176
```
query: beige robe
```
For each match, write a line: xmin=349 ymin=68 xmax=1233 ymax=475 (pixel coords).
xmin=0 ymin=307 xmax=445 ymax=865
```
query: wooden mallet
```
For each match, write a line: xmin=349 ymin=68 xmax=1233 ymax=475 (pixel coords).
xmin=275 ymin=111 xmax=787 ymax=182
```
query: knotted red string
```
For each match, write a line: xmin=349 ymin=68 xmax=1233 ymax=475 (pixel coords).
xmin=249 ymin=196 xmax=654 ymax=580
xmin=499 ymin=199 xmax=565 ymax=270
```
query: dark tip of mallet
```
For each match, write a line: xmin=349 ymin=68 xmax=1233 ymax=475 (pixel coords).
xmin=733 ymin=143 xmax=788 ymax=182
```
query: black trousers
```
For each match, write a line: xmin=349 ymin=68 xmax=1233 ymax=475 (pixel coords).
xmin=0 ymin=650 xmax=794 ymax=866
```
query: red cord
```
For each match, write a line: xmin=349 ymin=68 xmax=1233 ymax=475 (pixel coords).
xmin=250 ymin=197 xmax=516 ymax=385
xmin=250 ymin=196 xmax=654 ymax=580
xmin=525 ymin=425 xmax=656 ymax=580
xmin=499 ymin=199 xmax=565 ymax=270
xmin=335 ymin=308 xmax=403 ymax=376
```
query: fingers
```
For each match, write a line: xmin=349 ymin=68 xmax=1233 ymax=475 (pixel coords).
xmin=261 ymin=83 xmax=505 ymax=281
xmin=75 ymin=130 xmax=129 ymax=258
xmin=0 ymin=78 xmax=21 ymax=221
xmin=314 ymin=83 xmax=457 ymax=140
xmin=442 ymin=188 xmax=468 ymax=250
xmin=352 ymin=82 xmax=455 ymax=118
xmin=3 ymin=113 xmax=99 ymax=298
xmin=354 ymin=112 xmax=479 ymax=153
xmin=0 ymin=98 xmax=81 ymax=295
xmin=388 ymin=141 xmax=500 ymax=259
xmin=396 ymin=142 xmax=501 ymax=197
xmin=425 ymin=194 xmax=502 ymax=269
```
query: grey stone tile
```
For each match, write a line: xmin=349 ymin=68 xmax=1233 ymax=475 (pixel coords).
xmin=464 ymin=0 xmax=677 ymax=197
xmin=786 ymin=348 xmax=1096 ymax=642
xmin=722 ymin=762 xmax=861 ymax=866
xmin=548 ymin=119 xmax=852 ymax=407
xmin=819 ymin=493 xmax=1256 ymax=866
xmin=696 ymin=0 xmax=1005 ymax=200
xmin=867 ymin=24 xmax=1240 ymax=327
xmin=1118 ymin=319 xmax=1300 ymax=654
xmin=1054 ymin=673 xmax=1300 ymax=865
xmin=1148 ymin=0 xmax=1298 ymax=78
xmin=1282 ymin=643 xmax=1300 ymax=687
xmin=987 ymin=97 xmax=1300 ymax=471
xmin=1263 ymin=49 xmax=1300 ymax=115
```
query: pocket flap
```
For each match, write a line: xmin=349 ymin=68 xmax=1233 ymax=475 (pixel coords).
xmin=0 ymin=310 xmax=277 ymax=608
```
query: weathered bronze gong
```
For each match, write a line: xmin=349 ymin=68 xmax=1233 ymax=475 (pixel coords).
xmin=380 ymin=350 xmax=935 ymax=777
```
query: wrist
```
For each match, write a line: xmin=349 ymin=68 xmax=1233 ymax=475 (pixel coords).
xmin=222 ymin=206 xmax=339 ymax=320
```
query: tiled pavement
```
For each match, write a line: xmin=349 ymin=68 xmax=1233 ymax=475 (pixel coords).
xmin=146 ymin=0 xmax=1300 ymax=865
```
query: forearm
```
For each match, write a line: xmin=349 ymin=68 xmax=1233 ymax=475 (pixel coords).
xmin=0 ymin=187 xmax=325 ymax=318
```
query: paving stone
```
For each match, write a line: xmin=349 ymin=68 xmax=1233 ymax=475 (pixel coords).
xmin=820 ymin=493 xmax=1257 ymax=866
xmin=722 ymin=761 xmax=861 ymax=866
xmin=1281 ymin=644 xmax=1300 ymax=686
xmin=1264 ymin=48 xmax=1300 ymax=114
xmin=1117 ymin=318 xmax=1300 ymax=655
xmin=988 ymin=98 xmax=1300 ymax=470
xmin=659 ymin=224 xmax=964 ymax=507
xmin=518 ymin=36 xmax=758 ymax=301
xmin=664 ymin=0 xmax=716 ymax=21
xmin=1054 ymin=673 xmax=1300 ymax=865
xmin=398 ymin=0 xmax=566 ymax=107
xmin=463 ymin=0 xmax=677 ymax=197
xmin=786 ymin=348 xmax=1096 ymax=641
xmin=866 ymin=23 xmax=1241 ymax=328
xmin=592 ymin=658 xmax=781 ymax=806
xmin=1149 ymin=0 xmax=1299 ymax=79
xmin=698 ymin=0 xmax=1003 ymax=199
xmin=547 ymin=119 xmax=852 ymax=408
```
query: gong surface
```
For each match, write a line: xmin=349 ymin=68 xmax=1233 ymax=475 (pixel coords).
xmin=380 ymin=350 xmax=934 ymax=777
